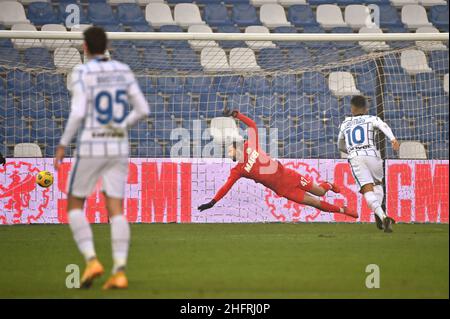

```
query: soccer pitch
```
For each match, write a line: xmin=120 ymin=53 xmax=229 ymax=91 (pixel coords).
xmin=0 ymin=223 xmax=448 ymax=299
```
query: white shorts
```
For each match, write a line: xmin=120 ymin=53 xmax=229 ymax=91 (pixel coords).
xmin=67 ymin=157 xmax=128 ymax=199
xmin=348 ymin=156 xmax=384 ymax=189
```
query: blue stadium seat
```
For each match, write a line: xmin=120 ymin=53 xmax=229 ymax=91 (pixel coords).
xmin=314 ymin=94 xmax=341 ymax=119
xmin=383 ymin=94 xmax=405 ymax=120
xmin=137 ymin=76 xmax=157 ymax=95
xmin=378 ymin=5 xmax=403 ymax=28
xmin=300 ymin=72 xmax=329 ymax=94
xmin=0 ymin=97 xmax=17 ymax=119
xmin=142 ymin=47 xmax=172 ymax=71
xmin=286 ymin=94 xmax=314 ymax=118
xmin=88 ymin=3 xmax=117 ymax=25
xmin=184 ymin=77 xmax=214 ymax=94
xmin=316 ymin=143 xmax=340 ymax=159
xmin=117 ymin=3 xmax=147 ymax=26
xmin=232 ymin=4 xmax=260 ymax=27
xmin=384 ymin=73 xmax=415 ymax=94
xmin=303 ymin=26 xmax=332 ymax=50
xmin=331 ymin=27 xmax=356 ymax=49
xmin=257 ymin=48 xmax=287 ymax=71
xmin=427 ymin=95 xmax=449 ymax=121
xmin=429 ymin=5 xmax=449 ymax=30
xmin=272 ymin=74 xmax=299 ymax=94
xmin=226 ymin=94 xmax=253 ymax=115
xmin=130 ymin=25 xmax=161 ymax=48
xmin=415 ymin=118 xmax=441 ymax=143
xmin=0 ymin=25 xmax=13 ymax=48
xmin=199 ymin=94 xmax=225 ymax=118
xmin=32 ymin=118 xmax=61 ymax=144
xmin=5 ymin=121 xmax=32 ymax=144
xmin=415 ymin=73 xmax=444 ymax=95
xmin=49 ymin=93 xmax=70 ymax=120
xmin=287 ymin=5 xmax=319 ymax=28
xmin=27 ymin=2 xmax=59 ymax=26
xmin=194 ymin=0 xmax=224 ymax=4
xmin=159 ymin=25 xmax=190 ymax=48
xmin=136 ymin=140 xmax=165 ymax=157
xmin=171 ymin=48 xmax=202 ymax=72
xmin=0 ymin=48 xmax=20 ymax=65
xmin=300 ymin=116 xmax=325 ymax=142
xmin=315 ymin=48 xmax=340 ymax=65
xmin=146 ymin=94 xmax=166 ymax=118
xmin=19 ymin=95 xmax=50 ymax=120
xmin=223 ymin=0 xmax=249 ymax=4
xmin=428 ymin=50 xmax=449 ymax=75
xmin=269 ymin=115 xmax=290 ymax=142
xmin=169 ymin=94 xmax=199 ymax=117
xmin=429 ymin=141 xmax=449 ymax=159
xmin=386 ymin=118 xmax=416 ymax=141
xmin=113 ymin=47 xmax=142 ymax=70
xmin=156 ymin=77 xmax=183 ymax=94
xmin=343 ymin=48 xmax=366 ymax=60
xmin=273 ymin=26 xmax=299 ymax=49
xmin=283 ymin=141 xmax=312 ymax=159
xmin=129 ymin=121 xmax=151 ymax=142
xmin=336 ymin=0 xmax=365 ymax=5
xmin=255 ymin=95 xmax=282 ymax=116
xmin=356 ymin=71 xmax=377 ymax=95
xmin=36 ymin=74 xmax=67 ymax=96
xmin=397 ymin=93 xmax=425 ymax=119
xmin=213 ymin=76 xmax=244 ymax=94
xmin=152 ymin=116 xmax=177 ymax=140
xmin=204 ymin=4 xmax=233 ymax=27
xmin=59 ymin=2 xmax=90 ymax=24
xmin=24 ymin=47 xmax=55 ymax=69
xmin=243 ymin=76 xmax=272 ymax=95
xmin=383 ymin=53 xmax=403 ymax=73
xmin=6 ymin=70 xmax=36 ymax=95
xmin=286 ymin=48 xmax=314 ymax=68
xmin=216 ymin=25 xmax=246 ymax=49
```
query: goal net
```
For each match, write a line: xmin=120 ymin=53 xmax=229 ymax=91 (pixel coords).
xmin=0 ymin=30 xmax=448 ymax=224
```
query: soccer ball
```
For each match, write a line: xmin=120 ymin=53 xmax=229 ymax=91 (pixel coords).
xmin=36 ymin=170 xmax=53 ymax=188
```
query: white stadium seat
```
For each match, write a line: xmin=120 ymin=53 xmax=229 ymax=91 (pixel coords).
xmin=201 ymin=47 xmax=231 ymax=72
xmin=145 ymin=3 xmax=176 ymax=28
xmin=400 ymin=49 xmax=433 ymax=75
xmin=415 ymin=27 xmax=448 ymax=51
xmin=11 ymin=23 xmax=41 ymax=50
xmin=260 ymin=4 xmax=292 ymax=29
xmin=419 ymin=0 xmax=447 ymax=7
xmin=328 ymin=72 xmax=361 ymax=96
xmin=359 ymin=26 xmax=390 ymax=52
xmin=14 ymin=143 xmax=42 ymax=158
xmin=229 ymin=48 xmax=261 ymax=72
xmin=444 ymin=73 xmax=449 ymax=94
xmin=17 ymin=0 xmax=49 ymax=4
xmin=174 ymin=3 xmax=205 ymax=29
xmin=344 ymin=5 xmax=375 ymax=30
xmin=54 ymin=47 xmax=82 ymax=70
xmin=245 ymin=25 xmax=277 ymax=50
xmin=41 ymin=24 xmax=72 ymax=51
xmin=250 ymin=0 xmax=278 ymax=7
xmin=188 ymin=25 xmax=218 ymax=51
xmin=137 ymin=0 xmax=164 ymax=4
xmin=278 ymin=0 xmax=307 ymax=6
xmin=0 ymin=1 xmax=30 ymax=27
xmin=108 ymin=0 xmax=136 ymax=4
xmin=399 ymin=141 xmax=427 ymax=159
xmin=402 ymin=4 xmax=432 ymax=29
xmin=316 ymin=5 xmax=347 ymax=30
xmin=390 ymin=0 xmax=419 ymax=8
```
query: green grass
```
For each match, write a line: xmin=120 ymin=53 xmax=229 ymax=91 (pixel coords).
xmin=0 ymin=223 xmax=448 ymax=299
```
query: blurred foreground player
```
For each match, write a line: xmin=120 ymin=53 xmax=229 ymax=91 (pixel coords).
xmin=54 ymin=27 xmax=149 ymax=289
xmin=337 ymin=95 xmax=399 ymax=232
xmin=198 ymin=109 xmax=357 ymax=219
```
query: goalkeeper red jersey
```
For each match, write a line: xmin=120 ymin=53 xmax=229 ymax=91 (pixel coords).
xmin=213 ymin=112 xmax=310 ymax=202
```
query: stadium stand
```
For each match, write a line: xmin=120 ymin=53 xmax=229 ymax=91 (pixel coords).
xmin=316 ymin=4 xmax=348 ymax=30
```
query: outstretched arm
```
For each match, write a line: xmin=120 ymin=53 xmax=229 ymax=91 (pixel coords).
xmin=223 ymin=108 xmax=259 ymax=149
xmin=374 ymin=117 xmax=400 ymax=152
xmin=198 ymin=171 xmax=240 ymax=211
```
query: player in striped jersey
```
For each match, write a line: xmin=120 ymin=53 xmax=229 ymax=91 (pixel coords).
xmin=337 ymin=96 xmax=399 ymax=232
xmin=54 ymin=27 xmax=149 ymax=289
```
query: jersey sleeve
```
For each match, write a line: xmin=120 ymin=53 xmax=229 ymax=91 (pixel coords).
xmin=337 ymin=127 xmax=347 ymax=153
xmin=373 ymin=117 xmax=396 ymax=141
xmin=122 ymin=71 xmax=150 ymax=129
xmin=59 ymin=67 xmax=88 ymax=147
xmin=213 ymin=167 xmax=241 ymax=202
xmin=235 ymin=112 xmax=259 ymax=150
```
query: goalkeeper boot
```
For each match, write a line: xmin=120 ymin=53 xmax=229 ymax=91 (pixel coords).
xmin=102 ymin=271 xmax=128 ymax=290
xmin=343 ymin=206 xmax=358 ymax=219
xmin=383 ymin=216 xmax=396 ymax=233
xmin=80 ymin=258 xmax=104 ymax=289
xmin=374 ymin=214 xmax=384 ymax=230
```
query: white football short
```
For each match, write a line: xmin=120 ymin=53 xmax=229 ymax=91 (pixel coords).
xmin=67 ymin=157 xmax=128 ymax=199
xmin=348 ymin=155 xmax=384 ymax=189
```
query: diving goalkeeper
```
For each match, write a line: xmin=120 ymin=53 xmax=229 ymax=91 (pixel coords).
xmin=198 ymin=109 xmax=357 ymax=219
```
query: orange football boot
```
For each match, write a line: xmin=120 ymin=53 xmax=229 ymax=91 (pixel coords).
xmin=343 ymin=206 xmax=358 ymax=219
xmin=102 ymin=271 xmax=128 ymax=290
xmin=80 ymin=259 xmax=104 ymax=289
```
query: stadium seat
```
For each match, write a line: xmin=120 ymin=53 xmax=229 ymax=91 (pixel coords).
xmin=199 ymin=93 xmax=225 ymax=118
xmin=184 ymin=76 xmax=214 ymax=94
xmin=415 ymin=72 xmax=444 ymax=95
xmin=315 ymin=47 xmax=340 ymax=64
xmin=257 ymin=47 xmax=287 ymax=71
xmin=226 ymin=94 xmax=253 ymax=116
xmin=229 ymin=48 xmax=261 ymax=72
xmin=159 ymin=25 xmax=190 ymax=48
xmin=117 ymin=3 xmax=147 ymax=26
xmin=316 ymin=4 xmax=347 ymax=30
xmin=19 ymin=95 xmax=49 ymax=120
xmin=390 ymin=0 xmax=419 ymax=7
xmin=399 ymin=141 xmax=427 ymax=159
xmin=378 ymin=4 xmax=403 ymax=28
xmin=59 ymin=2 xmax=90 ymax=25
xmin=13 ymin=143 xmax=43 ymax=158
xmin=429 ymin=5 xmax=449 ymax=30
xmin=260 ymin=4 xmax=292 ymax=29
xmin=168 ymin=94 xmax=199 ymax=116
xmin=359 ymin=26 xmax=390 ymax=52
xmin=213 ymin=76 xmax=244 ymax=94
xmin=328 ymin=72 xmax=361 ymax=96
xmin=402 ymin=4 xmax=432 ymax=29
xmin=27 ymin=1 xmax=58 ymax=26
xmin=400 ymin=50 xmax=432 ymax=75
xmin=11 ymin=23 xmax=42 ymax=50
xmin=356 ymin=71 xmax=377 ymax=95
xmin=286 ymin=47 xmax=314 ymax=68
xmin=245 ymin=25 xmax=276 ymax=50
xmin=255 ymin=94 xmax=281 ymax=116
xmin=398 ymin=93 xmax=426 ymax=118
xmin=0 ymin=1 xmax=30 ymax=27
xmin=303 ymin=25 xmax=333 ymax=50
xmin=156 ymin=77 xmax=183 ymax=94
xmin=415 ymin=26 xmax=448 ymax=51
xmin=232 ymin=3 xmax=260 ymax=27
xmin=54 ymin=47 xmax=82 ymax=70
xmin=384 ymin=73 xmax=415 ymax=94
xmin=244 ymin=76 xmax=272 ymax=95
xmin=272 ymin=74 xmax=299 ymax=94
xmin=279 ymin=0 xmax=307 ymax=5
xmin=129 ymin=25 xmax=161 ymax=48
xmin=251 ymin=0 xmax=278 ymax=6
xmin=444 ymin=73 xmax=449 ymax=94
xmin=287 ymin=4 xmax=318 ymax=28
xmin=108 ymin=0 xmax=136 ymax=4
xmin=383 ymin=94 xmax=404 ymax=120
xmin=142 ymin=47 xmax=172 ymax=70
xmin=429 ymin=141 xmax=449 ymax=159
xmin=188 ymin=25 xmax=218 ymax=50
xmin=300 ymin=72 xmax=329 ymax=94
xmin=171 ymin=47 xmax=202 ymax=71
xmin=419 ymin=0 xmax=447 ymax=7
xmin=145 ymin=3 xmax=176 ymax=28
xmin=113 ymin=47 xmax=142 ymax=70
xmin=136 ymin=140 xmax=165 ymax=158
xmin=204 ymin=4 xmax=233 ymax=27
xmin=24 ymin=47 xmax=54 ymax=69
xmin=40 ymin=24 xmax=72 ymax=50
xmin=273 ymin=26 xmax=300 ymax=49
xmin=344 ymin=5 xmax=375 ymax=30
xmin=428 ymin=50 xmax=449 ymax=75
xmin=7 ymin=70 xmax=36 ymax=94
xmin=36 ymin=73 xmax=67 ymax=96
xmin=216 ymin=25 xmax=246 ymax=49
xmin=174 ymin=3 xmax=205 ymax=29
xmin=136 ymin=76 xmax=156 ymax=95
xmin=31 ymin=118 xmax=60 ymax=144
xmin=200 ymin=47 xmax=231 ymax=72
xmin=88 ymin=3 xmax=117 ymax=25
xmin=330 ymin=27 xmax=356 ymax=49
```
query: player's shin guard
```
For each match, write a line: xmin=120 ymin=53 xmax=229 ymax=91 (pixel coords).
xmin=111 ymin=214 xmax=130 ymax=274
xmin=364 ymin=191 xmax=387 ymax=221
xmin=68 ymin=209 xmax=96 ymax=262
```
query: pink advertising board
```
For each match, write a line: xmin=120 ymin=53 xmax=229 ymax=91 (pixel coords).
xmin=0 ymin=158 xmax=448 ymax=224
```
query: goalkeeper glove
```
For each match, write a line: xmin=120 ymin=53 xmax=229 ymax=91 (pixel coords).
xmin=223 ymin=107 xmax=238 ymax=118
xmin=0 ymin=153 xmax=5 ymax=166
xmin=198 ymin=200 xmax=216 ymax=212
